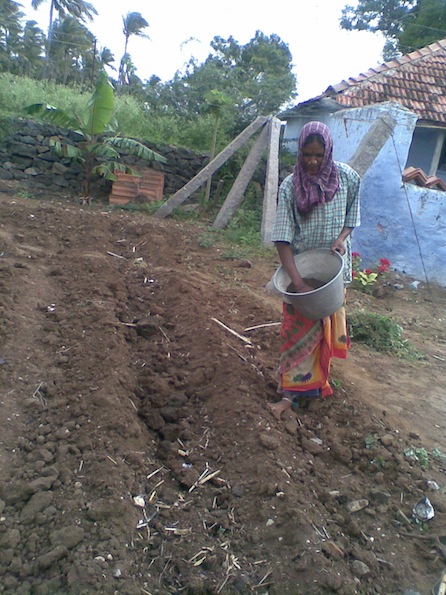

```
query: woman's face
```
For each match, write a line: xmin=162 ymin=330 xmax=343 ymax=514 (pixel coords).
xmin=302 ymin=139 xmax=325 ymax=175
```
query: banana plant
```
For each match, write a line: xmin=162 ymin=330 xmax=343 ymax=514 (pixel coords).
xmin=24 ymin=70 xmax=166 ymax=202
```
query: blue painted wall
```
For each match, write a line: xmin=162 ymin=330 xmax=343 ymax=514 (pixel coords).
xmin=282 ymin=102 xmax=446 ymax=286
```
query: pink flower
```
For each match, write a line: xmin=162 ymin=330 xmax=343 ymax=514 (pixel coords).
xmin=378 ymin=265 xmax=388 ymax=274
xmin=352 ymin=252 xmax=361 ymax=259
xmin=380 ymin=257 xmax=391 ymax=266
xmin=352 ymin=270 xmax=357 ymax=278
xmin=365 ymin=268 xmax=373 ymax=275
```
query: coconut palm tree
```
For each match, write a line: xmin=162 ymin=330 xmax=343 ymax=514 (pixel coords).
xmin=118 ymin=12 xmax=149 ymax=85
xmin=31 ymin=0 xmax=97 ymax=69
xmin=31 ymin=0 xmax=97 ymax=30
xmin=98 ymin=47 xmax=115 ymax=71
xmin=49 ymin=16 xmax=94 ymax=83
xmin=16 ymin=20 xmax=46 ymax=76
xmin=0 ymin=0 xmax=24 ymax=72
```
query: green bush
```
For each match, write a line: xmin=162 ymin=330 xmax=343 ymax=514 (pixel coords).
xmin=348 ymin=310 xmax=425 ymax=359
xmin=0 ymin=73 xmax=90 ymax=119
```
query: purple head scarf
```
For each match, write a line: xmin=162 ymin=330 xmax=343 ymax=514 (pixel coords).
xmin=292 ymin=121 xmax=339 ymax=214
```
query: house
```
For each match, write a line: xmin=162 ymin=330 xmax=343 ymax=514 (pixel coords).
xmin=282 ymin=38 xmax=446 ymax=185
xmin=279 ymin=39 xmax=446 ymax=287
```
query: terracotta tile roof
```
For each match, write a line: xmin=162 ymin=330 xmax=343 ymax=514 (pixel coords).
xmin=402 ymin=166 xmax=446 ymax=191
xmin=322 ymin=38 xmax=446 ymax=125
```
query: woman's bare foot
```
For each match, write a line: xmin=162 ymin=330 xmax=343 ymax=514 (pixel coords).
xmin=267 ymin=397 xmax=292 ymax=420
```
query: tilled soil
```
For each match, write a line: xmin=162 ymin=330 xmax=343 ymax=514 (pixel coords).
xmin=0 ymin=189 xmax=445 ymax=595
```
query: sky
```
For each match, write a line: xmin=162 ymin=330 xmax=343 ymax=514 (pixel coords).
xmin=20 ymin=0 xmax=386 ymax=103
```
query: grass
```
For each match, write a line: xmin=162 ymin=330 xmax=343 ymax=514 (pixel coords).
xmin=348 ymin=310 xmax=425 ymax=359
xmin=0 ymin=73 xmax=225 ymax=152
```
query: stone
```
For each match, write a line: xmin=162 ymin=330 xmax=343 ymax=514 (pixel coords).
xmin=20 ymin=491 xmax=54 ymax=523
xmin=50 ymin=526 xmax=85 ymax=549
xmin=8 ymin=142 xmax=37 ymax=158
xmin=259 ymin=432 xmax=279 ymax=451
xmin=1 ymin=481 xmax=34 ymax=504
xmin=284 ymin=417 xmax=298 ymax=436
xmin=301 ymin=437 xmax=324 ymax=455
xmin=20 ymin=135 xmax=36 ymax=145
xmin=36 ymin=545 xmax=68 ymax=570
xmin=0 ymin=169 xmax=14 ymax=180
xmin=86 ymin=498 xmax=118 ymax=522
xmin=351 ymin=559 xmax=371 ymax=576
xmin=12 ymin=169 xmax=28 ymax=180
xmin=27 ymin=448 xmax=54 ymax=463
xmin=54 ymin=427 xmax=70 ymax=440
xmin=0 ymin=528 xmax=21 ymax=550
xmin=52 ymin=175 xmax=69 ymax=187
xmin=24 ymin=167 xmax=40 ymax=176
xmin=346 ymin=498 xmax=369 ymax=513
xmin=380 ymin=434 xmax=394 ymax=447
xmin=51 ymin=162 xmax=68 ymax=174
xmin=136 ymin=316 xmax=162 ymax=338
xmin=28 ymin=476 xmax=56 ymax=493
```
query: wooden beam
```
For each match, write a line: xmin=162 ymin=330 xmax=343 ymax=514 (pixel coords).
xmin=261 ymin=116 xmax=281 ymax=246
xmin=212 ymin=122 xmax=270 ymax=229
xmin=348 ymin=113 xmax=397 ymax=178
xmin=153 ymin=115 xmax=269 ymax=219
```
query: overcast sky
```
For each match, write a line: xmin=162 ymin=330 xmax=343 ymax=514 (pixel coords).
xmin=21 ymin=0 xmax=385 ymax=103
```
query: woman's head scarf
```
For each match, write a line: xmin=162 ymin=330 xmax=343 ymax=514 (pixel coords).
xmin=292 ymin=121 xmax=339 ymax=214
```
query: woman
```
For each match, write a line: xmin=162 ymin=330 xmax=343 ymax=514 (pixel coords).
xmin=268 ymin=121 xmax=361 ymax=420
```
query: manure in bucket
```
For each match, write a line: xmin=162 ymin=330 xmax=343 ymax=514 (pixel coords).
xmin=286 ymin=278 xmax=325 ymax=293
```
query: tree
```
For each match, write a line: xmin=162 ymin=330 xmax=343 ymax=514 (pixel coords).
xmin=15 ymin=20 xmax=46 ymax=76
xmin=31 ymin=0 xmax=97 ymax=69
xmin=118 ymin=12 xmax=149 ymax=85
xmin=48 ymin=16 xmax=94 ymax=84
xmin=202 ymin=90 xmax=233 ymax=202
xmin=98 ymin=47 xmax=115 ymax=71
xmin=0 ymin=0 xmax=24 ymax=72
xmin=145 ymin=32 xmax=296 ymax=133
xmin=340 ymin=0 xmax=446 ymax=58
xmin=24 ymin=70 xmax=166 ymax=201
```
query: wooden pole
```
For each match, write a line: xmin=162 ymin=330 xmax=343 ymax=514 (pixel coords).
xmin=261 ymin=116 xmax=281 ymax=246
xmin=212 ymin=122 xmax=270 ymax=229
xmin=347 ymin=113 xmax=397 ymax=178
xmin=153 ymin=115 xmax=269 ymax=219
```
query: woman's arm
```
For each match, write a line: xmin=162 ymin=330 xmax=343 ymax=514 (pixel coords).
xmin=331 ymin=226 xmax=354 ymax=255
xmin=275 ymin=241 xmax=313 ymax=293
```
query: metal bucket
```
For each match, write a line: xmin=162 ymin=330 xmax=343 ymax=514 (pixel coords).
xmin=273 ymin=248 xmax=344 ymax=319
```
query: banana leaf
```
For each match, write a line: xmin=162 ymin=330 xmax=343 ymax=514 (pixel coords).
xmin=84 ymin=70 xmax=115 ymax=136
xmin=24 ymin=104 xmax=81 ymax=132
xmin=109 ymin=137 xmax=166 ymax=163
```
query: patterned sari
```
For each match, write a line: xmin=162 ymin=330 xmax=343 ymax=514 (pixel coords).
xmin=279 ymin=301 xmax=349 ymax=397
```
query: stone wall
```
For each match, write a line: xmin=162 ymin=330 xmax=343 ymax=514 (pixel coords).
xmin=0 ymin=119 xmax=210 ymax=201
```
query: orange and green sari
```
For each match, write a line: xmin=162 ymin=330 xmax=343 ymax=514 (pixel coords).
xmin=279 ymin=301 xmax=349 ymax=398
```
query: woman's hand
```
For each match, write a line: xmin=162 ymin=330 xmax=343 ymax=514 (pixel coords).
xmin=293 ymin=281 xmax=313 ymax=293
xmin=331 ymin=237 xmax=346 ymax=255
xmin=332 ymin=226 xmax=354 ymax=255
